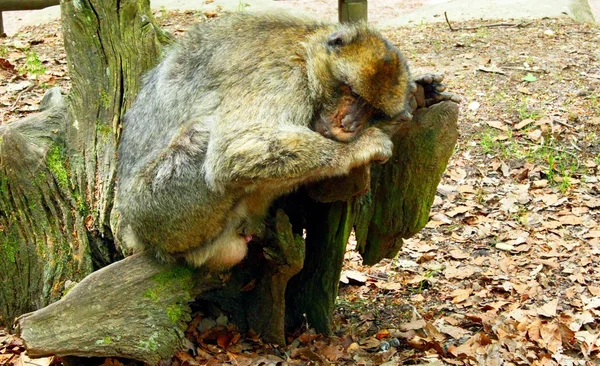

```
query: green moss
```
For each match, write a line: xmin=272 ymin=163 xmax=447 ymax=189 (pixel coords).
xmin=96 ymin=121 xmax=112 ymax=141
xmin=46 ymin=146 xmax=70 ymax=190
xmin=143 ymin=288 xmax=160 ymax=302
xmin=166 ymin=304 xmax=184 ymax=324
xmin=36 ymin=239 xmax=47 ymax=258
xmin=95 ymin=336 xmax=113 ymax=345
xmin=144 ymin=266 xmax=195 ymax=301
xmin=3 ymin=231 xmax=19 ymax=263
xmin=137 ymin=333 xmax=159 ymax=351
xmin=0 ymin=175 xmax=8 ymax=197
xmin=73 ymin=191 xmax=88 ymax=215
xmin=100 ymin=91 xmax=110 ymax=109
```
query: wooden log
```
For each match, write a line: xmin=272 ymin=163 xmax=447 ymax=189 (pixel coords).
xmin=338 ymin=0 xmax=368 ymax=23
xmin=355 ymin=100 xmax=459 ymax=264
xmin=16 ymin=253 xmax=222 ymax=365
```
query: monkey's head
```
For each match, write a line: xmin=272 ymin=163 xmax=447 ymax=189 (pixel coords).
xmin=307 ymin=24 xmax=413 ymax=142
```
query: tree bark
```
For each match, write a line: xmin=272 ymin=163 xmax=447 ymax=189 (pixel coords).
xmin=0 ymin=0 xmax=167 ymax=328
xmin=355 ymin=101 xmax=459 ymax=265
xmin=0 ymin=89 xmax=92 ymax=327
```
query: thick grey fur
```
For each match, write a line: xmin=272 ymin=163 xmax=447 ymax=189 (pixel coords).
xmin=115 ymin=13 xmax=408 ymax=269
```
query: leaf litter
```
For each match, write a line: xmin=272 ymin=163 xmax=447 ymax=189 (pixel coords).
xmin=0 ymin=8 xmax=599 ymax=366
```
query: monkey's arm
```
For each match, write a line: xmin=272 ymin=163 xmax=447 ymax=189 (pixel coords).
xmin=203 ymin=126 xmax=393 ymax=189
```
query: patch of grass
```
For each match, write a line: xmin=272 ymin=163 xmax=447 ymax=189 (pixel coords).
xmin=474 ymin=27 xmax=490 ymax=39
xmin=477 ymin=126 xmax=581 ymax=191
xmin=516 ymin=98 xmax=542 ymax=120
xmin=528 ymin=138 xmax=580 ymax=191
xmin=478 ymin=128 xmax=501 ymax=155
xmin=0 ymin=45 xmax=8 ymax=57
xmin=19 ymin=50 xmax=46 ymax=77
xmin=588 ymin=94 xmax=600 ymax=115
xmin=478 ymin=128 xmax=525 ymax=160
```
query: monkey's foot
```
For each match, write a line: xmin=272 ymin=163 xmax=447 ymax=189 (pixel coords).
xmin=411 ymin=73 xmax=462 ymax=110
xmin=184 ymin=234 xmax=249 ymax=270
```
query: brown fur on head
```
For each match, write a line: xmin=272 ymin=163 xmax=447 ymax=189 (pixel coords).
xmin=306 ymin=23 xmax=412 ymax=142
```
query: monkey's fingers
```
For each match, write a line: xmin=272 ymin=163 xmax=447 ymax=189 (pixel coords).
xmin=414 ymin=73 xmax=444 ymax=86
xmin=425 ymin=92 xmax=462 ymax=107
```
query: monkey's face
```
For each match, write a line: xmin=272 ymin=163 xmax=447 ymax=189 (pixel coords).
xmin=313 ymin=25 xmax=413 ymax=142
xmin=314 ymin=84 xmax=379 ymax=142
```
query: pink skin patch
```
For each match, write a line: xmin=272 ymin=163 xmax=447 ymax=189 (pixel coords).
xmin=244 ymin=235 xmax=253 ymax=243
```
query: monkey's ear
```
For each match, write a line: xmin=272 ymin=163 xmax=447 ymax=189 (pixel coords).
xmin=327 ymin=30 xmax=349 ymax=48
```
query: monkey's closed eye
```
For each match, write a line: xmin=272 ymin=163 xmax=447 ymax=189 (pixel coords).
xmin=343 ymin=83 xmax=360 ymax=99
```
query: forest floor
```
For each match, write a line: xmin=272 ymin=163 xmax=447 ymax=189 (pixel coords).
xmin=1 ymin=8 xmax=600 ymax=366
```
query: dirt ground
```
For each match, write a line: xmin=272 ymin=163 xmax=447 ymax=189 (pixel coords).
xmin=1 ymin=0 xmax=427 ymax=35
xmin=1 ymin=5 xmax=599 ymax=366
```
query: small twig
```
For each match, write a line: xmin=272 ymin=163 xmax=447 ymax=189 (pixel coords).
xmin=444 ymin=12 xmax=455 ymax=32
xmin=9 ymin=84 xmax=35 ymax=112
xmin=444 ymin=13 xmax=533 ymax=31
xmin=501 ymin=66 xmax=547 ymax=73
xmin=460 ymin=21 xmax=534 ymax=30
xmin=514 ymin=140 xmax=579 ymax=158
xmin=566 ymin=31 xmax=596 ymax=34
xmin=552 ymin=118 xmax=575 ymax=129
xmin=366 ymin=273 xmax=389 ymax=281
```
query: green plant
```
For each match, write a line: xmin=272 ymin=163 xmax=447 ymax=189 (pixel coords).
xmin=19 ymin=50 xmax=46 ymax=77
xmin=0 ymin=45 xmax=8 ymax=57
xmin=479 ymin=128 xmax=499 ymax=154
xmin=529 ymin=138 xmax=580 ymax=191
xmin=516 ymin=98 xmax=541 ymax=120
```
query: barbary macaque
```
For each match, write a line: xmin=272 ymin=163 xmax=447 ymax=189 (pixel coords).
xmin=116 ymin=13 xmax=427 ymax=270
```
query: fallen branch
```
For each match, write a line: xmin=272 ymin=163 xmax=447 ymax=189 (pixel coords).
xmin=445 ymin=12 xmax=533 ymax=31
xmin=16 ymin=253 xmax=223 ymax=365
xmin=500 ymin=66 xmax=548 ymax=73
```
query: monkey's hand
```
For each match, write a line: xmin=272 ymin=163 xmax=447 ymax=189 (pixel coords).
xmin=409 ymin=73 xmax=462 ymax=111
xmin=351 ymin=127 xmax=394 ymax=166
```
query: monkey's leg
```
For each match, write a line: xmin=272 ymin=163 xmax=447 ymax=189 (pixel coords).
xmin=203 ymin=126 xmax=393 ymax=189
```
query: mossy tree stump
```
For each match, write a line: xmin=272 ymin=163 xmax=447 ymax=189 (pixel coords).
xmin=1 ymin=0 xmax=459 ymax=364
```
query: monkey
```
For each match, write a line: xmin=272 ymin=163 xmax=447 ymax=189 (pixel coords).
xmin=115 ymin=13 xmax=415 ymax=271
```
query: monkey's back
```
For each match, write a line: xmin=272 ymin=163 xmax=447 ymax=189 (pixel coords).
xmin=116 ymin=14 xmax=329 ymax=258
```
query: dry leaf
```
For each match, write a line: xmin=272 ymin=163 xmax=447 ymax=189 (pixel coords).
xmin=451 ymin=288 xmax=472 ymax=304
xmin=486 ymin=120 xmax=509 ymax=131
xmin=537 ymin=299 xmax=558 ymax=318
